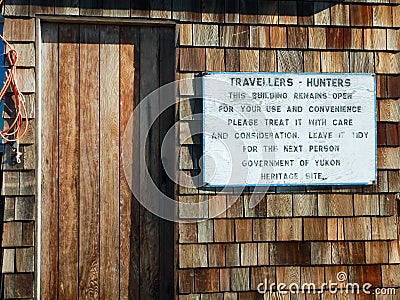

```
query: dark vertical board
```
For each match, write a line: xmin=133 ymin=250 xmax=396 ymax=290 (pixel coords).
xmin=79 ymin=24 xmax=100 ymax=299
xmin=139 ymin=26 xmax=160 ymax=300
xmin=159 ymin=27 xmax=176 ymax=300
xmin=119 ymin=25 xmax=138 ymax=300
xmin=58 ymin=23 xmax=79 ymax=300
xmin=99 ymin=25 xmax=120 ymax=299
xmin=40 ymin=22 xmax=59 ymax=300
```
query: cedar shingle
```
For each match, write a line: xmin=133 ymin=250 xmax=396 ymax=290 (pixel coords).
xmin=388 ymin=240 xmax=400 ymax=264
xmin=257 ymin=243 xmax=269 ymax=265
xmin=330 ymin=4 xmax=350 ymax=26
xmin=226 ymin=195 xmax=243 ymax=218
xmin=350 ymin=5 xmax=372 ymax=26
xmin=269 ymin=26 xmax=287 ymax=48
xmin=343 ymin=28 xmax=363 ymax=50
xmin=220 ymin=25 xmax=249 ymax=47
xmin=301 ymin=266 xmax=325 ymax=287
xmin=250 ymin=267 xmax=275 ymax=290
xmin=225 ymin=48 xmax=240 ymax=72
xmin=4 ymin=18 xmax=35 ymax=41
xmin=208 ymin=244 xmax=226 ymax=267
xmin=235 ymin=219 xmax=253 ymax=242
xmin=379 ymin=100 xmax=400 ymax=122
xmin=259 ymin=50 xmax=277 ymax=72
xmin=206 ymin=48 xmax=225 ymax=72
xmin=287 ymin=27 xmax=307 ymax=49
xmin=386 ymin=123 xmax=399 ymax=146
xmin=381 ymin=265 xmax=400 ymax=287
xmin=318 ymin=194 xmax=353 ymax=217
xmin=240 ymin=243 xmax=257 ymax=266
xmin=372 ymin=216 xmax=398 ymax=240
xmin=267 ymin=194 xmax=292 ymax=217
xmin=239 ymin=50 xmax=259 ymax=72
xmin=276 ymin=218 xmax=302 ymax=241
xmin=364 ymin=28 xmax=386 ymax=51
xmin=326 ymin=27 xmax=343 ymax=49
xmin=344 ymin=217 xmax=372 ymax=240
xmin=293 ymin=194 xmax=317 ymax=217
xmin=253 ymin=219 xmax=275 ymax=241
xmin=220 ymin=268 xmax=230 ymax=291
xmin=4 ymin=273 xmax=34 ymax=299
xmin=16 ymin=247 xmax=34 ymax=272
xmin=354 ymin=194 xmax=379 ymax=216
xmin=209 ymin=195 xmax=227 ymax=218
xmin=226 ymin=244 xmax=240 ymax=267
xmin=198 ymin=220 xmax=213 ymax=243
xmin=178 ymin=269 xmax=194 ymax=293
xmin=349 ymin=265 xmax=381 ymax=287
xmin=304 ymin=218 xmax=327 ymax=240
xmin=250 ymin=26 xmax=270 ymax=48
xmin=378 ymin=147 xmax=400 ymax=169
xmin=194 ymin=268 xmax=219 ymax=292
xmin=388 ymin=171 xmax=400 ymax=192
xmin=214 ymin=219 xmax=234 ymax=242
xmin=193 ymin=24 xmax=218 ymax=46
xmin=378 ymin=123 xmax=387 ymax=146
xmin=365 ymin=241 xmax=389 ymax=264
xmin=375 ymin=52 xmax=400 ymax=74
xmin=230 ymin=268 xmax=250 ymax=291
xmin=179 ymin=223 xmax=197 ymax=243
xmin=311 ymin=242 xmax=331 ymax=264
xmin=180 ymin=48 xmax=206 ymax=72
xmin=387 ymin=29 xmax=400 ymax=51
xmin=270 ymin=242 xmax=311 ymax=265
xmin=308 ymin=27 xmax=326 ymax=49
xmin=179 ymin=24 xmax=192 ymax=46
xmin=387 ymin=75 xmax=400 ymax=99
xmin=373 ymin=5 xmax=393 ymax=27
xmin=276 ymin=266 xmax=300 ymax=286
xmin=303 ymin=51 xmax=321 ymax=72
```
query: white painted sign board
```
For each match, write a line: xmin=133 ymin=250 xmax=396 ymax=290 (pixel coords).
xmin=202 ymin=72 xmax=376 ymax=186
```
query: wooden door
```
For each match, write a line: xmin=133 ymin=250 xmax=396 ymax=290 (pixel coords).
xmin=40 ymin=22 xmax=175 ymax=299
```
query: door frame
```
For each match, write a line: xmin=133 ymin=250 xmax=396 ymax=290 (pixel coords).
xmin=36 ymin=16 xmax=178 ymax=299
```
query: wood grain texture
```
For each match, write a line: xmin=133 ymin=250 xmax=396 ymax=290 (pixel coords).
xmin=79 ymin=24 xmax=100 ymax=299
xmin=99 ymin=25 xmax=120 ymax=299
xmin=58 ymin=23 xmax=79 ymax=300
xmin=119 ymin=25 xmax=137 ymax=300
xmin=139 ymin=26 xmax=160 ymax=300
xmin=40 ymin=22 xmax=59 ymax=300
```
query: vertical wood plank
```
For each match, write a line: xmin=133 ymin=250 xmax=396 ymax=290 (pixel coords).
xmin=140 ymin=26 xmax=160 ymax=299
xmin=58 ymin=23 xmax=79 ymax=300
xmin=40 ymin=22 xmax=59 ymax=300
xmin=79 ymin=24 xmax=100 ymax=299
xmin=119 ymin=25 xmax=138 ymax=300
xmin=99 ymin=25 xmax=120 ymax=299
xmin=159 ymin=27 xmax=176 ymax=299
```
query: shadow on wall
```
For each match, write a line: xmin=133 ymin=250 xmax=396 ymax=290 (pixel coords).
xmin=11 ymin=0 xmax=343 ymax=16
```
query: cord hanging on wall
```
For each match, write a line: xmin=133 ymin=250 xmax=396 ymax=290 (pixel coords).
xmin=0 ymin=34 xmax=29 ymax=164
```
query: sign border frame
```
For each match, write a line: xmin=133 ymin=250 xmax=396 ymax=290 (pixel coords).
xmin=201 ymin=71 xmax=377 ymax=187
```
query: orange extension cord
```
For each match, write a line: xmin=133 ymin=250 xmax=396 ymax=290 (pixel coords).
xmin=0 ymin=34 xmax=29 ymax=145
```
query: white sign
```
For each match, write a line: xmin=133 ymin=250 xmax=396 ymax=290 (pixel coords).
xmin=203 ymin=72 xmax=376 ymax=186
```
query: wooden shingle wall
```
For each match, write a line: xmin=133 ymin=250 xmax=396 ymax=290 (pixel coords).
xmin=1 ymin=0 xmax=400 ymax=299
xmin=1 ymin=17 xmax=35 ymax=299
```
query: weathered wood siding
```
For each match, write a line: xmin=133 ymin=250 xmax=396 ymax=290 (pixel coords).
xmin=0 ymin=0 xmax=399 ymax=299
